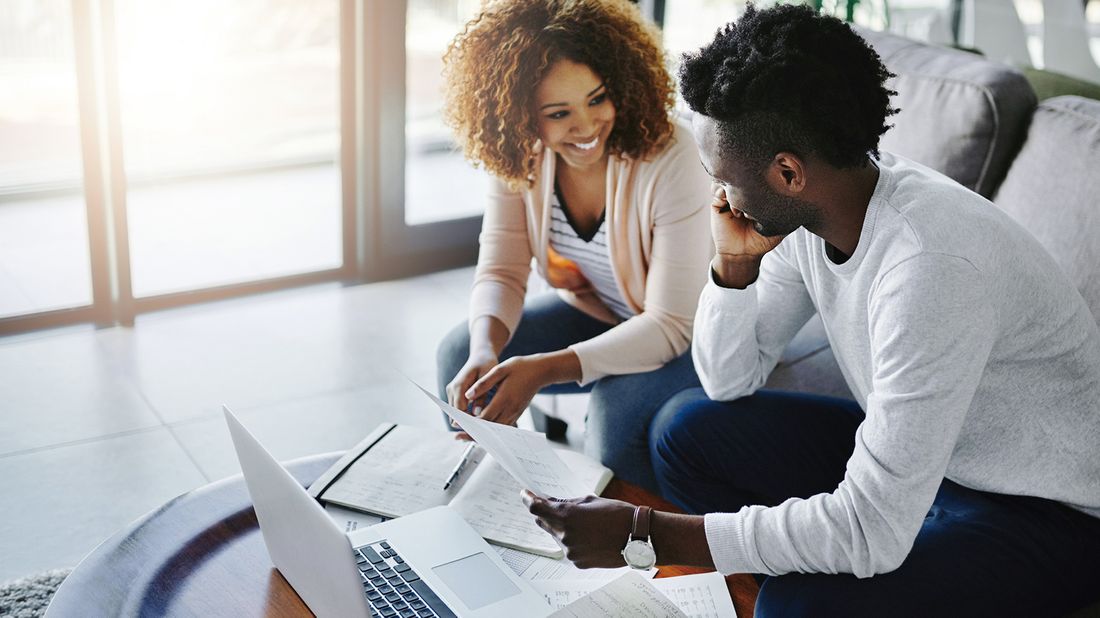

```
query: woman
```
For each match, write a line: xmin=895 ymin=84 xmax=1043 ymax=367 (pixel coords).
xmin=436 ymin=0 xmax=712 ymax=491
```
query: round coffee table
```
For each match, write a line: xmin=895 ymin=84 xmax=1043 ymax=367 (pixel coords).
xmin=46 ymin=453 xmax=758 ymax=616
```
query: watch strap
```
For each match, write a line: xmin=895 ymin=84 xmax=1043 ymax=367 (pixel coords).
xmin=631 ymin=505 xmax=652 ymax=541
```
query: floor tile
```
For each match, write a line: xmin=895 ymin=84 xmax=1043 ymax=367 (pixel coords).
xmin=0 ymin=429 xmax=207 ymax=582
xmin=416 ymin=266 xmax=475 ymax=304
xmin=95 ymin=278 xmax=467 ymax=424
xmin=171 ymin=380 xmax=457 ymax=482
xmin=0 ymin=330 xmax=162 ymax=455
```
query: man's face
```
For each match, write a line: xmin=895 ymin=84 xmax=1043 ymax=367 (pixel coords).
xmin=691 ymin=114 xmax=815 ymax=238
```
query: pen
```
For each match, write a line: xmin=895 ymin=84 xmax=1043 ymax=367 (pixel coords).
xmin=443 ymin=443 xmax=477 ymax=491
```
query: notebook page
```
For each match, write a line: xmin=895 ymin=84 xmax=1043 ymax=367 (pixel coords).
xmin=451 ymin=453 xmax=563 ymax=557
xmin=319 ymin=425 xmax=469 ymax=517
xmin=413 ymin=382 xmax=588 ymax=498
xmin=450 ymin=449 xmax=612 ymax=557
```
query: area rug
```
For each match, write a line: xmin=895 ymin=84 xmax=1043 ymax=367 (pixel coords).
xmin=0 ymin=569 xmax=71 ymax=618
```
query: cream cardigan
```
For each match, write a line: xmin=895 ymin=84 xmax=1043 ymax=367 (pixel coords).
xmin=468 ymin=120 xmax=713 ymax=385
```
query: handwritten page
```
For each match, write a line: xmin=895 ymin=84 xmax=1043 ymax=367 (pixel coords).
xmin=319 ymin=424 xmax=467 ymax=517
xmin=548 ymin=571 xmax=688 ymax=617
xmin=494 ymin=545 xmax=657 ymax=582
xmin=452 ymin=449 xmax=615 ymax=558
xmin=535 ymin=572 xmax=735 ymax=618
xmin=412 ymin=382 xmax=589 ymax=498
xmin=452 ymin=454 xmax=563 ymax=556
xmin=315 ymin=416 xmax=614 ymax=555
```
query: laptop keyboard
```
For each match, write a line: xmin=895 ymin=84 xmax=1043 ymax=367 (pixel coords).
xmin=354 ymin=540 xmax=456 ymax=618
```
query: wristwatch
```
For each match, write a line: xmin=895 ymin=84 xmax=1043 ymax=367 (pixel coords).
xmin=621 ymin=505 xmax=657 ymax=570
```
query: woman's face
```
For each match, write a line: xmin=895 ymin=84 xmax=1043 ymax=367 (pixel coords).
xmin=533 ymin=59 xmax=616 ymax=172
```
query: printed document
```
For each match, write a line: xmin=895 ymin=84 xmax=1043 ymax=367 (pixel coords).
xmin=536 ymin=572 xmax=736 ymax=617
xmin=547 ymin=571 xmax=689 ymax=617
xmin=413 ymin=381 xmax=590 ymax=498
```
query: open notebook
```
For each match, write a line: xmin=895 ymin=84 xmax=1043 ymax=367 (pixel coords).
xmin=309 ymin=423 xmax=613 ymax=558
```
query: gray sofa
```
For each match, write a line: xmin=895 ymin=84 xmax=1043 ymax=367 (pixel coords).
xmin=764 ymin=28 xmax=1100 ymax=617
xmin=767 ymin=28 xmax=1100 ymax=402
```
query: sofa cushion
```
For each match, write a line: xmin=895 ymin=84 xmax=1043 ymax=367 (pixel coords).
xmin=857 ymin=27 xmax=1036 ymax=198
xmin=993 ymin=96 xmax=1100 ymax=323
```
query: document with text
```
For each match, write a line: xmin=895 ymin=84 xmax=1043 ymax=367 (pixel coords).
xmin=413 ymin=381 xmax=591 ymax=498
xmin=315 ymin=422 xmax=611 ymax=557
xmin=539 ymin=571 xmax=736 ymax=617
xmin=547 ymin=571 xmax=690 ymax=617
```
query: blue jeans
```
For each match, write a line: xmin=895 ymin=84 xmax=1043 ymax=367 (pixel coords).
xmin=650 ymin=388 xmax=1100 ymax=617
xmin=436 ymin=293 xmax=700 ymax=492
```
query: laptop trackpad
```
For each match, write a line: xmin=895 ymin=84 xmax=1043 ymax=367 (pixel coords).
xmin=432 ymin=552 xmax=522 ymax=610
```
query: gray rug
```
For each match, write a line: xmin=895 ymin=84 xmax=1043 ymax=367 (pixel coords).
xmin=0 ymin=570 xmax=70 ymax=618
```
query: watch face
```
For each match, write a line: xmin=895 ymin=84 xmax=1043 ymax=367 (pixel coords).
xmin=623 ymin=539 xmax=656 ymax=569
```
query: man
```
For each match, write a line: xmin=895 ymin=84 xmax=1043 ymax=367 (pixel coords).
xmin=523 ymin=4 xmax=1100 ymax=616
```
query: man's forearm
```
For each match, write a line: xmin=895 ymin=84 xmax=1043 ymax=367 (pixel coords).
xmin=651 ymin=511 xmax=715 ymax=568
xmin=711 ymin=254 xmax=762 ymax=289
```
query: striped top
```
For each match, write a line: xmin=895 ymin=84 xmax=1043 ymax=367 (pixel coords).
xmin=548 ymin=187 xmax=634 ymax=321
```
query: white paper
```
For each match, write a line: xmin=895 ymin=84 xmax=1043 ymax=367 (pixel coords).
xmin=651 ymin=572 xmax=737 ymax=618
xmin=454 ymin=455 xmax=568 ymax=557
xmin=494 ymin=545 xmax=657 ymax=581
xmin=454 ymin=449 xmax=614 ymax=558
xmin=324 ymin=503 xmax=388 ymax=534
xmin=412 ymin=381 xmax=589 ymax=498
xmin=319 ymin=424 xmax=467 ymax=517
xmin=548 ymin=571 xmax=689 ymax=617
xmin=535 ymin=573 xmax=735 ymax=617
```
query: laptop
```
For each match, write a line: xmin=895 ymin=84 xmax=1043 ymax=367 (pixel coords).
xmin=223 ymin=405 xmax=552 ymax=618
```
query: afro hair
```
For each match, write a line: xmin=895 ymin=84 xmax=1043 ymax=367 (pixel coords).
xmin=679 ymin=3 xmax=897 ymax=170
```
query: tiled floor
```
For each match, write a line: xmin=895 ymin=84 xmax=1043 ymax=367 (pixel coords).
xmin=0 ymin=265 xmax=536 ymax=582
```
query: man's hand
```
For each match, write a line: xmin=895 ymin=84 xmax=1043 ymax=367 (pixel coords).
xmin=522 ymin=491 xmax=636 ymax=568
xmin=709 ymin=183 xmax=785 ymax=288
xmin=710 ymin=183 xmax=786 ymax=259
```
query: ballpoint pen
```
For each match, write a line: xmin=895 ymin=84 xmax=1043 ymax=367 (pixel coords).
xmin=443 ymin=443 xmax=478 ymax=491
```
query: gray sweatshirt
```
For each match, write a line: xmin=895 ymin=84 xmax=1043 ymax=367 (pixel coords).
xmin=694 ymin=152 xmax=1100 ymax=578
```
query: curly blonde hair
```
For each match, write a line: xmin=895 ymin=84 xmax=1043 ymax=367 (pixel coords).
xmin=442 ymin=0 xmax=675 ymax=189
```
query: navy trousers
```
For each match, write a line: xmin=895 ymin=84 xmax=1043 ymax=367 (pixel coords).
xmin=650 ymin=388 xmax=1100 ymax=617
xmin=436 ymin=293 xmax=700 ymax=491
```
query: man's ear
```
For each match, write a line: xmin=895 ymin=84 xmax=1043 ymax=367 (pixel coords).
xmin=766 ymin=152 xmax=806 ymax=196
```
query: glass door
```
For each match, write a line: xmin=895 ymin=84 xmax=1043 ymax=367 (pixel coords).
xmin=404 ymin=0 xmax=489 ymax=226
xmin=113 ymin=0 xmax=343 ymax=299
xmin=362 ymin=0 xmax=484 ymax=279
xmin=0 ymin=0 xmax=93 ymax=320
xmin=1 ymin=0 xmax=486 ymax=335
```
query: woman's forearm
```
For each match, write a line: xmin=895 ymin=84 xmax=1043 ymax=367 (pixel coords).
xmin=468 ymin=315 xmax=510 ymax=358
xmin=531 ymin=349 xmax=583 ymax=385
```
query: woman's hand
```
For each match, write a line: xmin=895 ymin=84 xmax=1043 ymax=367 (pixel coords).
xmin=447 ymin=348 xmax=499 ymax=414
xmin=464 ymin=350 xmax=581 ymax=427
